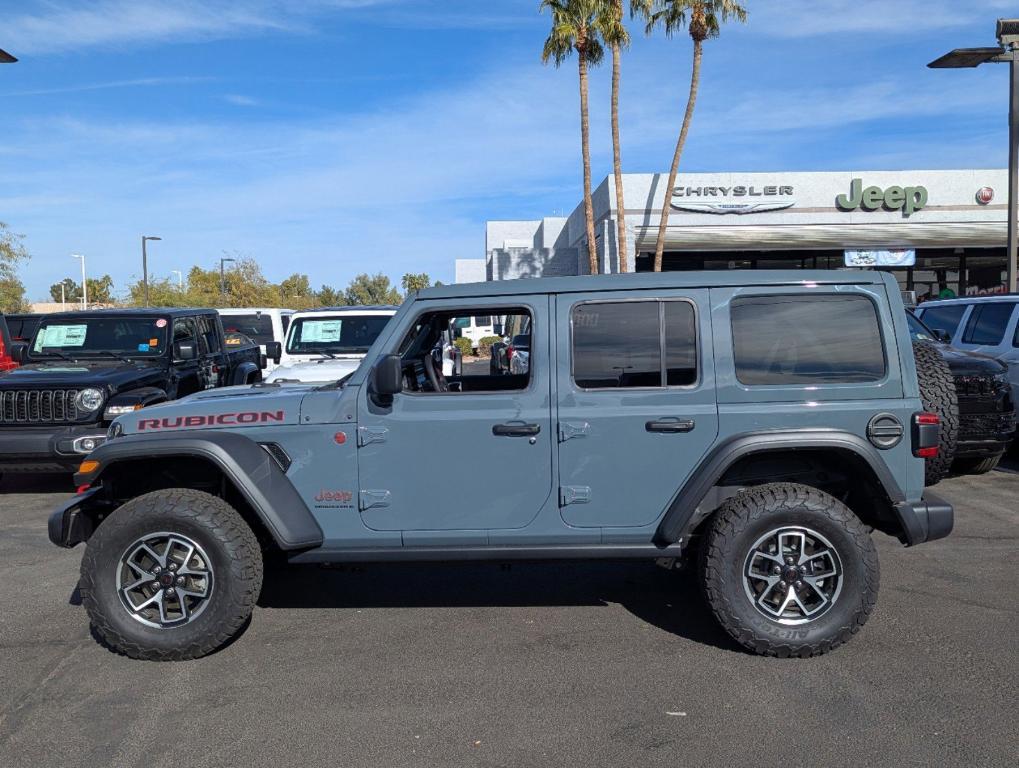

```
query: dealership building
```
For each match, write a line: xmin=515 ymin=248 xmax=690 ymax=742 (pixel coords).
xmin=485 ymin=169 xmax=1013 ymax=301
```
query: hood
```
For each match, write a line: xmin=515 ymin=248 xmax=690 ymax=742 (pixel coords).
xmin=934 ymin=344 xmax=1008 ymax=377
xmin=0 ymin=359 xmax=165 ymax=391
xmin=265 ymin=358 xmax=362 ymax=384
xmin=115 ymin=383 xmax=308 ymax=437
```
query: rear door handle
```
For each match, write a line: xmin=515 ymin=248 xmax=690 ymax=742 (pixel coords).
xmin=645 ymin=418 xmax=695 ymax=433
xmin=492 ymin=423 xmax=541 ymax=437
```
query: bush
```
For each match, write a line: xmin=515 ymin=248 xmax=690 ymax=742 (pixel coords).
xmin=477 ymin=335 xmax=502 ymax=358
xmin=453 ymin=337 xmax=473 ymax=358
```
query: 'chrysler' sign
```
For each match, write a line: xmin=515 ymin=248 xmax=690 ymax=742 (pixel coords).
xmin=671 ymin=184 xmax=795 ymax=215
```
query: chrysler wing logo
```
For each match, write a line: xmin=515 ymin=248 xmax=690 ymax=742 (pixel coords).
xmin=670 ymin=184 xmax=795 ymax=215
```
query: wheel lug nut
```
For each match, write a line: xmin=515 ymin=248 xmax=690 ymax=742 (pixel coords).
xmin=169 ymin=563 xmax=177 ymax=571
xmin=795 ymin=580 xmax=803 ymax=588
xmin=153 ymin=566 xmax=161 ymax=574
xmin=772 ymin=566 xmax=781 ymax=575
xmin=176 ymin=576 xmax=184 ymax=585
xmin=166 ymin=587 xmax=175 ymax=595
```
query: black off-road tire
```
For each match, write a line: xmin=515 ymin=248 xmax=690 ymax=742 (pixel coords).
xmin=913 ymin=341 xmax=958 ymax=486
xmin=80 ymin=489 xmax=263 ymax=661
xmin=952 ymin=454 xmax=1001 ymax=475
xmin=699 ymin=483 xmax=879 ymax=658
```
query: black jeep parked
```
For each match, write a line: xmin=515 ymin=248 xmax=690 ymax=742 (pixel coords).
xmin=908 ymin=311 xmax=1015 ymax=474
xmin=0 ymin=308 xmax=275 ymax=474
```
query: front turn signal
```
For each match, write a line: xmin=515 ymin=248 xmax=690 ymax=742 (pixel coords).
xmin=78 ymin=459 xmax=100 ymax=474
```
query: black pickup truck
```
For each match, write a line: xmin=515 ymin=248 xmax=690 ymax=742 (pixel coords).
xmin=0 ymin=308 xmax=276 ymax=474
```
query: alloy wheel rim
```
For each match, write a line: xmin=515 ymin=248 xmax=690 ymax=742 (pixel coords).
xmin=742 ymin=526 xmax=843 ymax=626
xmin=116 ymin=532 xmax=214 ymax=628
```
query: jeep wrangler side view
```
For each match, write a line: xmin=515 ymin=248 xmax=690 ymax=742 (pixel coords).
xmin=48 ymin=271 xmax=954 ymax=660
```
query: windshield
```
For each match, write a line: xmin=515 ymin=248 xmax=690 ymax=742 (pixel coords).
xmin=221 ymin=313 xmax=274 ymax=345
xmin=31 ymin=317 xmax=168 ymax=358
xmin=906 ymin=312 xmax=937 ymax=343
xmin=286 ymin=314 xmax=391 ymax=354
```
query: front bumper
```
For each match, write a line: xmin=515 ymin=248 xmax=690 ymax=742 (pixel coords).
xmin=893 ymin=491 xmax=954 ymax=546
xmin=0 ymin=425 xmax=107 ymax=472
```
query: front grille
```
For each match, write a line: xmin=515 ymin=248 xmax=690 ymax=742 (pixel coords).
xmin=0 ymin=390 xmax=80 ymax=424
xmin=954 ymin=374 xmax=1008 ymax=398
xmin=959 ymin=411 xmax=1016 ymax=440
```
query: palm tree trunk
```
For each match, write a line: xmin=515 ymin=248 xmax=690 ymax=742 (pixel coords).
xmin=653 ymin=38 xmax=703 ymax=272
xmin=610 ymin=35 xmax=628 ymax=273
xmin=579 ymin=46 xmax=599 ymax=275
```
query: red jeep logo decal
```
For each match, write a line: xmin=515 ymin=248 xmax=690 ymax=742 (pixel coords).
xmin=137 ymin=410 xmax=285 ymax=430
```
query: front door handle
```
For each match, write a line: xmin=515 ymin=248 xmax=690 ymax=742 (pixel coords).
xmin=645 ymin=418 xmax=695 ymax=433
xmin=492 ymin=423 xmax=541 ymax=437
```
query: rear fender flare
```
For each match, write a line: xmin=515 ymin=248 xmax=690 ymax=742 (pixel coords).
xmin=654 ymin=430 xmax=906 ymax=545
xmin=76 ymin=431 xmax=322 ymax=550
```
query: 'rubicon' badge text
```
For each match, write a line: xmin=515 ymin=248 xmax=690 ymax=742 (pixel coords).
xmin=137 ymin=410 xmax=286 ymax=430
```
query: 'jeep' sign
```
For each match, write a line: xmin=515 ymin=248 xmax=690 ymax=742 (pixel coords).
xmin=836 ymin=178 xmax=928 ymax=217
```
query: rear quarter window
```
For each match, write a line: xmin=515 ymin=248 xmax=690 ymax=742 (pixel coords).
xmin=731 ymin=295 xmax=885 ymax=385
xmin=961 ymin=302 xmax=1015 ymax=345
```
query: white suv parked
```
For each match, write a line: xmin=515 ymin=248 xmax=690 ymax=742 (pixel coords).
xmin=218 ymin=308 xmax=294 ymax=374
xmin=916 ymin=295 xmax=1019 ymax=403
xmin=265 ymin=306 xmax=397 ymax=383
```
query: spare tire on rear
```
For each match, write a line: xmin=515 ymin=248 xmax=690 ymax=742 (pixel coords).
xmin=913 ymin=341 xmax=958 ymax=486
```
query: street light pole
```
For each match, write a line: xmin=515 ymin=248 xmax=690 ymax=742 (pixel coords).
xmin=929 ymin=19 xmax=1019 ymax=293
xmin=171 ymin=270 xmax=183 ymax=290
xmin=141 ymin=235 xmax=162 ymax=306
xmin=72 ymin=254 xmax=87 ymax=309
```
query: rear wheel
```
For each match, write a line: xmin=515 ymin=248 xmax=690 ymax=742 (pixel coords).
xmin=913 ymin=341 xmax=958 ymax=486
xmin=952 ymin=455 xmax=1001 ymax=475
xmin=700 ymin=483 xmax=879 ymax=657
xmin=80 ymin=488 xmax=263 ymax=661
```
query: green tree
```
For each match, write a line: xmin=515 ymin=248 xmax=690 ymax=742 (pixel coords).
xmin=316 ymin=284 xmax=346 ymax=307
xmin=50 ymin=277 xmax=81 ymax=303
xmin=87 ymin=274 xmax=115 ymax=304
xmin=634 ymin=0 xmax=747 ymax=271
xmin=345 ymin=273 xmax=402 ymax=306
xmin=401 ymin=272 xmax=434 ymax=294
xmin=279 ymin=273 xmax=317 ymax=310
xmin=541 ymin=0 xmax=605 ymax=275
xmin=126 ymin=277 xmax=187 ymax=307
xmin=598 ymin=0 xmax=631 ymax=272
xmin=0 ymin=222 xmax=30 ymax=313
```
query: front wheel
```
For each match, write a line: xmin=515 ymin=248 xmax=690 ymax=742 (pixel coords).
xmin=79 ymin=489 xmax=263 ymax=661
xmin=699 ymin=483 xmax=879 ymax=657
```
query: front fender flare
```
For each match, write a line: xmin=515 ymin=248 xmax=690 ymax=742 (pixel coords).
xmin=75 ymin=431 xmax=322 ymax=550
xmin=654 ymin=429 xmax=907 ymax=545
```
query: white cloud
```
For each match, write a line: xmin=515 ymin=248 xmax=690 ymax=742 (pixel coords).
xmin=224 ymin=94 xmax=261 ymax=107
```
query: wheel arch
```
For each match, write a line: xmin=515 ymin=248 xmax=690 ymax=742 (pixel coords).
xmin=65 ymin=432 xmax=322 ymax=551
xmin=655 ymin=431 xmax=908 ymax=546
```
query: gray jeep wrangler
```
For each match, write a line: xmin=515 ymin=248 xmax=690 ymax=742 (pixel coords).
xmin=48 ymin=271 xmax=954 ymax=660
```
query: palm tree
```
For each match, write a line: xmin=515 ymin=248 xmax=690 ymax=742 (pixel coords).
xmin=597 ymin=1 xmax=630 ymax=273
xmin=541 ymin=0 xmax=605 ymax=275
xmin=635 ymin=0 xmax=747 ymax=271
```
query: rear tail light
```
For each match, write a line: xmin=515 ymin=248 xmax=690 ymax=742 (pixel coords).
xmin=913 ymin=412 xmax=940 ymax=458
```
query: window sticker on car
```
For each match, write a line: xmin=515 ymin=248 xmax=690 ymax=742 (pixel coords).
xmin=155 ymin=318 xmax=167 ymax=328
xmin=300 ymin=320 xmax=343 ymax=343
xmin=34 ymin=324 xmax=87 ymax=350
xmin=149 ymin=338 xmax=159 ymax=346
xmin=137 ymin=343 xmax=150 ymax=352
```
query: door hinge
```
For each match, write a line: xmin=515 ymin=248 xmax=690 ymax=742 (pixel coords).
xmin=558 ymin=421 xmax=590 ymax=442
xmin=359 ymin=489 xmax=391 ymax=511
xmin=357 ymin=426 xmax=389 ymax=447
xmin=559 ymin=485 xmax=591 ymax=506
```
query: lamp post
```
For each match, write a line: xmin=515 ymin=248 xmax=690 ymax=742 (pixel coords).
xmin=929 ymin=19 xmax=1019 ymax=293
xmin=171 ymin=269 xmax=183 ymax=290
xmin=220 ymin=257 xmax=235 ymax=300
xmin=72 ymin=254 xmax=87 ymax=309
xmin=141 ymin=235 xmax=162 ymax=306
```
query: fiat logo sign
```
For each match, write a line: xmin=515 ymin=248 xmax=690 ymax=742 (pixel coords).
xmin=976 ymin=187 xmax=994 ymax=205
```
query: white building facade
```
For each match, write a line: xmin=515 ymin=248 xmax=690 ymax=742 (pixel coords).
xmin=486 ymin=169 xmax=1012 ymax=301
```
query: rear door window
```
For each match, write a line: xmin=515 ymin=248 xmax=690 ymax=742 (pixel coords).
xmin=731 ymin=295 xmax=885 ymax=385
xmin=918 ymin=304 xmax=968 ymax=337
xmin=961 ymin=302 xmax=1014 ymax=345
xmin=573 ymin=302 xmax=661 ymax=388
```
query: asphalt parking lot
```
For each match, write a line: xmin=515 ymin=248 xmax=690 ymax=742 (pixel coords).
xmin=1 ymin=466 xmax=1016 ymax=768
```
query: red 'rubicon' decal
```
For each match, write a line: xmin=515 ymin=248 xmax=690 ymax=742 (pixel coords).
xmin=137 ymin=410 xmax=285 ymax=430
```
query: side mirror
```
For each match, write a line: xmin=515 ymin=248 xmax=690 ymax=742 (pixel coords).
xmin=265 ymin=341 xmax=282 ymax=365
xmin=932 ymin=328 xmax=952 ymax=343
xmin=175 ymin=342 xmax=197 ymax=361
xmin=370 ymin=354 xmax=403 ymax=406
xmin=9 ymin=341 xmax=27 ymax=363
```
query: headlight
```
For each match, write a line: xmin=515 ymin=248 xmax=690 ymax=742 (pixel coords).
xmin=104 ymin=404 xmax=141 ymax=418
xmin=75 ymin=388 xmax=104 ymax=412
xmin=107 ymin=421 xmax=124 ymax=440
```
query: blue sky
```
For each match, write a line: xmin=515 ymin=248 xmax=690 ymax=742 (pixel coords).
xmin=1 ymin=0 xmax=1014 ymax=300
